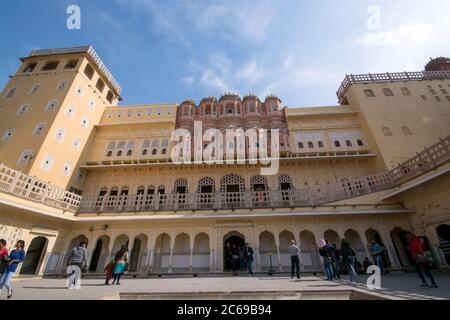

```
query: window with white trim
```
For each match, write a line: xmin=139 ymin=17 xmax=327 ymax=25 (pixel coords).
xmin=41 ymin=154 xmax=55 ymax=171
xmin=33 ymin=122 xmax=47 ymax=136
xmin=5 ymin=88 xmax=16 ymax=98
xmin=2 ymin=129 xmax=15 ymax=141
xmin=54 ymin=128 xmax=66 ymax=143
xmin=17 ymin=104 xmax=30 ymax=116
xmin=17 ymin=150 xmax=33 ymax=166
xmin=57 ymin=80 xmax=68 ymax=91
xmin=88 ymin=98 xmax=96 ymax=110
xmin=29 ymin=84 xmax=40 ymax=95
xmin=61 ymin=162 xmax=73 ymax=176
xmin=75 ymin=85 xmax=84 ymax=98
xmin=72 ymin=137 xmax=81 ymax=151
xmin=80 ymin=116 xmax=89 ymax=128
xmin=45 ymin=99 xmax=58 ymax=112
xmin=65 ymin=106 xmax=76 ymax=118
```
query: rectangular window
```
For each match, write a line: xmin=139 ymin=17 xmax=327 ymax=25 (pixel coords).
xmin=402 ymin=126 xmax=412 ymax=136
xmin=33 ymin=123 xmax=46 ymax=136
xmin=95 ymin=79 xmax=105 ymax=92
xmin=45 ymin=100 xmax=58 ymax=112
xmin=6 ymin=88 xmax=16 ymax=98
xmin=382 ymin=127 xmax=393 ymax=137
xmin=64 ymin=59 xmax=79 ymax=69
xmin=17 ymin=104 xmax=30 ymax=116
xmin=383 ymin=88 xmax=394 ymax=97
xmin=54 ymin=128 xmax=66 ymax=143
xmin=420 ymin=95 xmax=427 ymax=100
xmin=434 ymin=96 xmax=441 ymax=102
xmin=41 ymin=154 xmax=55 ymax=171
xmin=57 ymin=80 xmax=68 ymax=90
xmin=363 ymin=89 xmax=375 ymax=97
xmin=106 ymin=90 xmax=114 ymax=104
xmin=29 ymin=84 xmax=40 ymax=95
xmin=22 ymin=62 xmax=37 ymax=73
xmin=84 ymin=64 xmax=95 ymax=79
xmin=400 ymin=87 xmax=411 ymax=96
xmin=42 ymin=61 xmax=59 ymax=71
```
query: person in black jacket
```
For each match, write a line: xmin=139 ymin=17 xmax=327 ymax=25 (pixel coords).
xmin=231 ymin=244 xmax=240 ymax=276
xmin=244 ymin=243 xmax=254 ymax=276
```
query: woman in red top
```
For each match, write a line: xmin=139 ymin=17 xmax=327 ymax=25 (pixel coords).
xmin=0 ymin=239 xmax=9 ymax=274
xmin=408 ymin=236 xmax=438 ymax=288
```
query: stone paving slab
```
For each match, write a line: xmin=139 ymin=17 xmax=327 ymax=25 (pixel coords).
xmin=1 ymin=272 xmax=449 ymax=300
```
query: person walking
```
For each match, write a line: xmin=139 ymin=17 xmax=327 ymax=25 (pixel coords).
xmin=288 ymin=240 xmax=301 ymax=280
xmin=112 ymin=246 xmax=129 ymax=285
xmin=369 ymin=240 xmax=386 ymax=275
xmin=244 ymin=243 xmax=254 ymax=276
xmin=319 ymin=239 xmax=333 ymax=281
xmin=409 ymin=236 xmax=438 ymax=288
xmin=0 ymin=239 xmax=9 ymax=275
xmin=340 ymin=239 xmax=358 ymax=283
xmin=231 ymin=244 xmax=240 ymax=276
xmin=104 ymin=258 xmax=115 ymax=285
xmin=66 ymin=241 xmax=88 ymax=288
xmin=0 ymin=240 xmax=26 ymax=299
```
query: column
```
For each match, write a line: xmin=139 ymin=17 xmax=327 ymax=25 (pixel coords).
xmin=189 ymin=236 xmax=195 ymax=272
xmin=168 ymin=236 xmax=175 ymax=273
xmin=275 ymin=237 xmax=282 ymax=272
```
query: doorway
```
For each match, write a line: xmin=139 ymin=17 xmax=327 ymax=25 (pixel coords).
xmin=89 ymin=239 xmax=103 ymax=272
xmin=223 ymin=233 xmax=245 ymax=271
xmin=20 ymin=236 xmax=48 ymax=274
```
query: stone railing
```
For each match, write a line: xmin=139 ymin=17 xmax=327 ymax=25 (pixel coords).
xmin=337 ymin=71 xmax=450 ymax=102
xmin=0 ymin=164 xmax=82 ymax=212
xmin=78 ymin=135 xmax=450 ymax=214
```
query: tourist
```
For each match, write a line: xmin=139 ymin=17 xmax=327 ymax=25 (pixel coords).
xmin=332 ymin=244 xmax=341 ymax=280
xmin=112 ymin=246 xmax=129 ymax=285
xmin=288 ymin=240 xmax=301 ymax=280
xmin=239 ymin=246 xmax=245 ymax=270
xmin=0 ymin=239 xmax=10 ymax=285
xmin=369 ymin=240 xmax=386 ymax=275
xmin=67 ymin=241 xmax=88 ymax=287
xmin=408 ymin=236 xmax=438 ymax=288
xmin=0 ymin=240 xmax=26 ymax=299
xmin=353 ymin=257 xmax=365 ymax=274
xmin=438 ymin=236 xmax=450 ymax=267
xmin=340 ymin=239 xmax=358 ymax=282
xmin=319 ymin=239 xmax=333 ymax=281
xmin=104 ymin=258 xmax=115 ymax=285
xmin=231 ymin=244 xmax=240 ymax=276
xmin=363 ymin=257 xmax=372 ymax=272
xmin=244 ymin=243 xmax=254 ymax=276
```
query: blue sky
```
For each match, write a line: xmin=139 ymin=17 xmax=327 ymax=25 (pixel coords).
xmin=1 ymin=0 xmax=449 ymax=107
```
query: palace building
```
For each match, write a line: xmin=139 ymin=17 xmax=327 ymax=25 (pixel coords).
xmin=0 ymin=46 xmax=449 ymax=276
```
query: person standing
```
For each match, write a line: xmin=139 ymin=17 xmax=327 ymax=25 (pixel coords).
xmin=231 ymin=244 xmax=240 ymax=276
xmin=319 ymin=239 xmax=333 ymax=281
xmin=0 ymin=240 xmax=25 ymax=299
xmin=369 ymin=240 xmax=386 ymax=275
xmin=104 ymin=258 xmax=115 ymax=285
xmin=112 ymin=246 xmax=129 ymax=285
xmin=331 ymin=244 xmax=341 ymax=280
xmin=340 ymin=239 xmax=358 ymax=283
xmin=409 ymin=236 xmax=438 ymax=288
xmin=288 ymin=240 xmax=301 ymax=280
xmin=239 ymin=246 xmax=245 ymax=270
xmin=67 ymin=241 xmax=88 ymax=288
xmin=244 ymin=243 xmax=254 ymax=276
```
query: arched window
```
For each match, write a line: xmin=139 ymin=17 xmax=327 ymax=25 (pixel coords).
xmin=220 ymin=174 xmax=245 ymax=193
xmin=334 ymin=141 xmax=341 ymax=147
xmin=278 ymin=174 xmax=293 ymax=190
xmin=318 ymin=141 xmax=324 ymax=148
xmin=161 ymin=148 xmax=167 ymax=155
xmin=307 ymin=141 xmax=314 ymax=148
xmin=174 ymin=178 xmax=188 ymax=194
xmin=106 ymin=151 xmax=113 ymax=157
xmin=152 ymin=149 xmax=157 ymax=155
xmin=142 ymin=149 xmax=148 ymax=156
xmin=298 ymin=142 xmax=304 ymax=149
xmin=357 ymin=139 xmax=364 ymax=146
xmin=346 ymin=140 xmax=352 ymax=147
xmin=250 ymin=175 xmax=268 ymax=191
xmin=198 ymin=177 xmax=215 ymax=193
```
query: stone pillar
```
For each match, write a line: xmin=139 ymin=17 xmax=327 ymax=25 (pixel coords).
xmin=168 ymin=236 xmax=175 ymax=273
xmin=189 ymin=236 xmax=195 ymax=272
xmin=275 ymin=237 xmax=282 ymax=272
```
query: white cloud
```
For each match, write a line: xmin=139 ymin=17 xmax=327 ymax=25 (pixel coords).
xmin=237 ymin=60 xmax=265 ymax=84
xmin=200 ymin=69 xmax=231 ymax=93
xmin=181 ymin=76 xmax=195 ymax=86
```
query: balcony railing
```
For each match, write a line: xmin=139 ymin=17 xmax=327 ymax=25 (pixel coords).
xmin=0 ymin=164 xmax=82 ymax=212
xmin=336 ymin=71 xmax=450 ymax=102
xmin=79 ymin=135 xmax=450 ymax=214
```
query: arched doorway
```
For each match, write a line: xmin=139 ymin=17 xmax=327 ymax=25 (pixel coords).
xmin=436 ymin=224 xmax=450 ymax=266
xmin=365 ymin=228 xmax=392 ymax=268
xmin=89 ymin=235 xmax=110 ymax=272
xmin=300 ymin=230 xmax=320 ymax=271
xmin=223 ymin=231 xmax=245 ymax=271
xmin=324 ymin=229 xmax=340 ymax=246
xmin=259 ymin=231 xmax=277 ymax=271
xmin=21 ymin=236 xmax=48 ymax=275
xmin=129 ymin=234 xmax=148 ymax=272
xmin=153 ymin=233 xmax=171 ymax=272
xmin=279 ymin=230 xmax=295 ymax=271
xmin=173 ymin=233 xmax=191 ymax=271
xmin=193 ymin=233 xmax=210 ymax=272
xmin=65 ymin=235 xmax=88 ymax=270
xmin=390 ymin=227 xmax=414 ymax=267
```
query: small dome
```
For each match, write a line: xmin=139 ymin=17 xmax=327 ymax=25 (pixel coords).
xmin=425 ymin=57 xmax=450 ymax=71
xmin=243 ymin=94 xmax=260 ymax=102
xmin=264 ymin=94 xmax=281 ymax=103
xmin=219 ymin=92 xmax=241 ymax=102
xmin=179 ymin=99 xmax=196 ymax=107
xmin=199 ymin=96 xmax=217 ymax=105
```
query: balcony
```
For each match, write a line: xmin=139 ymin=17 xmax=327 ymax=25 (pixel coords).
xmin=0 ymin=164 xmax=81 ymax=212
xmin=78 ymin=135 xmax=450 ymax=214
xmin=337 ymin=70 xmax=450 ymax=102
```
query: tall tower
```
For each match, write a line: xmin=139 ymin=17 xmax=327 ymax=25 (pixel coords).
xmin=0 ymin=46 xmax=121 ymax=192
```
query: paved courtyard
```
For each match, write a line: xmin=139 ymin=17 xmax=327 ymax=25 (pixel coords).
xmin=1 ymin=271 xmax=449 ymax=300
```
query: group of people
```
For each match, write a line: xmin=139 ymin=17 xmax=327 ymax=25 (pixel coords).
xmin=0 ymin=239 xmax=26 ymax=299
xmin=66 ymin=241 xmax=130 ymax=286
xmin=225 ymin=243 xmax=254 ymax=276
